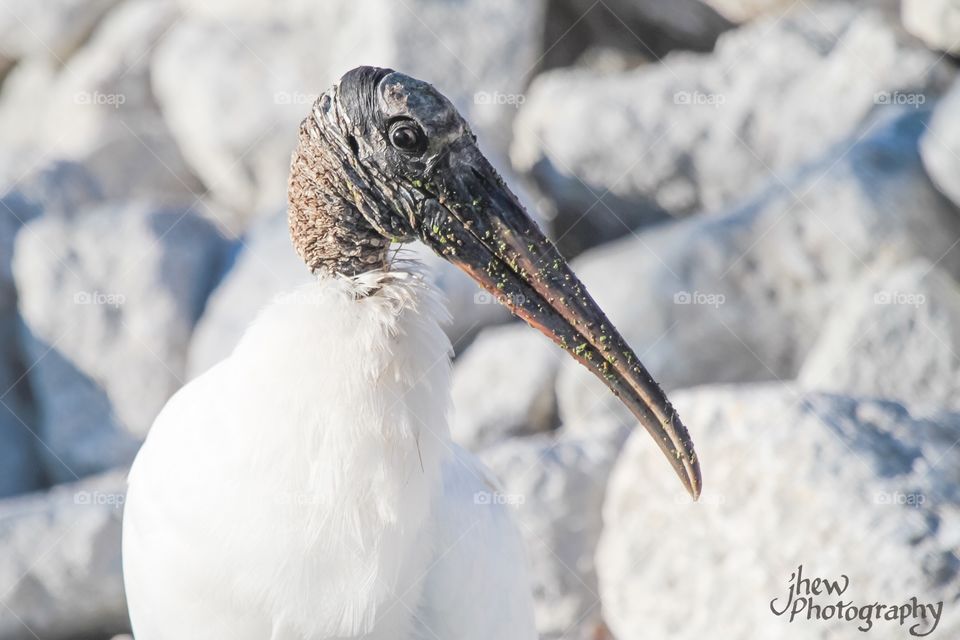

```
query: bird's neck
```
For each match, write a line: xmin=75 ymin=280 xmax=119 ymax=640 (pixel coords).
xmin=287 ymin=119 xmax=391 ymax=277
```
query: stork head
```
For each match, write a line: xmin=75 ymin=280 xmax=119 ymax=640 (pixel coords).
xmin=289 ymin=66 xmax=701 ymax=499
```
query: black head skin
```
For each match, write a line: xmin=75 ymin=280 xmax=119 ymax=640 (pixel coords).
xmin=288 ymin=66 xmax=701 ymax=499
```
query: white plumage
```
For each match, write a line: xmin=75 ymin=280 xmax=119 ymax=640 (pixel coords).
xmin=123 ymin=269 xmax=537 ymax=639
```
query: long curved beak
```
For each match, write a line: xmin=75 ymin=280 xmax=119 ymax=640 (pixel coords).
xmin=418 ymin=141 xmax=701 ymax=499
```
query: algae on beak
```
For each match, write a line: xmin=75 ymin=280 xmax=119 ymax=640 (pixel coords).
xmin=417 ymin=139 xmax=701 ymax=499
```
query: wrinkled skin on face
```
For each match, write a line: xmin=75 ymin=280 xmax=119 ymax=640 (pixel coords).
xmin=305 ymin=66 xmax=473 ymax=242
xmin=297 ymin=66 xmax=701 ymax=498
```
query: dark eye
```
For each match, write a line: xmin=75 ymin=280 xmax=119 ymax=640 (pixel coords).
xmin=388 ymin=119 xmax=426 ymax=154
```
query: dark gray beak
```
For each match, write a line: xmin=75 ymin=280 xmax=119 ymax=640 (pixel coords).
xmin=418 ymin=140 xmax=701 ymax=499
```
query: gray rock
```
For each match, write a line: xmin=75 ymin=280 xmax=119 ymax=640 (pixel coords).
xmin=13 ymin=202 xmax=229 ymax=482
xmin=921 ymin=80 xmax=960 ymax=210
xmin=0 ymin=162 xmax=105 ymax=497
xmin=556 ymin=108 xmax=960 ymax=426
xmin=512 ymin=2 xmax=953 ymax=252
xmin=0 ymin=59 xmax=60 ymax=160
xmin=597 ymin=384 xmax=960 ymax=639
xmin=0 ymin=0 xmax=203 ymax=208
xmin=0 ymin=161 xmax=105 ymax=296
xmin=701 ymin=0 xmax=798 ymax=22
xmin=0 ymin=470 xmax=129 ymax=640
xmin=902 ymin=0 xmax=960 ymax=55
xmin=450 ymin=323 xmax=562 ymax=450
xmin=187 ymin=211 xmax=511 ymax=378
xmin=0 ymin=0 xmax=120 ymax=66
xmin=480 ymin=423 xmax=626 ymax=640
xmin=0 ymin=322 xmax=43 ymax=499
xmin=48 ymin=0 xmax=204 ymax=205
xmin=151 ymin=0 xmax=545 ymax=226
xmin=540 ymin=0 xmax=732 ymax=72
xmin=799 ymin=260 xmax=960 ymax=410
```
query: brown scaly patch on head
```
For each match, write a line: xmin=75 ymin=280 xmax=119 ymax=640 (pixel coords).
xmin=288 ymin=112 xmax=391 ymax=277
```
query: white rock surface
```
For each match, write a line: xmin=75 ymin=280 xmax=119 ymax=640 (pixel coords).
xmin=0 ymin=470 xmax=129 ymax=640
xmin=187 ymin=212 xmax=511 ymax=378
xmin=513 ymin=2 xmax=953 ymax=248
xmin=0 ymin=0 xmax=119 ymax=66
xmin=450 ymin=323 xmax=562 ymax=450
xmin=902 ymin=0 xmax=960 ymax=55
xmin=799 ymin=260 xmax=960 ymax=409
xmin=556 ymin=108 xmax=960 ymax=426
xmin=481 ymin=424 xmax=627 ymax=640
xmin=152 ymin=0 xmax=545 ymax=226
xmin=0 ymin=0 xmax=204 ymax=208
xmin=598 ymin=384 xmax=960 ymax=639
xmin=13 ymin=202 xmax=229 ymax=481
xmin=921 ymin=80 xmax=960 ymax=210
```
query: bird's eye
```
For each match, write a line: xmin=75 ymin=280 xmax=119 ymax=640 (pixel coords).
xmin=388 ymin=119 xmax=426 ymax=154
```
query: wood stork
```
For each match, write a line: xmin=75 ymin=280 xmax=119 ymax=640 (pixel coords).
xmin=122 ymin=66 xmax=700 ymax=640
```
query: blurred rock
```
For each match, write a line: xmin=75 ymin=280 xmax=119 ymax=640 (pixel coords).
xmin=13 ymin=202 xmax=229 ymax=482
xmin=0 ymin=324 xmax=43 ymax=499
xmin=556 ymin=108 xmax=960 ymax=425
xmin=0 ymin=162 xmax=105 ymax=497
xmin=481 ymin=423 xmax=626 ymax=640
xmin=187 ymin=211 xmax=511 ymax=378
xmin=0 ymin=59 xmax=59 ymax=155
xmin=921 ymin=80 xmax=960 ymax=210
xmin=0 ymin=379 xmax=42 ymax=502
xmin=598 ymin=384 xmax=960 ymax=639
xmin=513 ymin=2 xmax=953 ymax=253
xmin=0 ymin=162 xmax=104 ymax=293
xmin=153 ymin=0 xmax=544 ymax=228
xmin=450 ymin=324 xmax=562 ymax=450
xmin=902 ymin=0 xmax=960 ymax=56
xmin=0 ymin=0 xmax=119 ymax=67
xmin=0 ymin=0 xmax=204 ymax=208
xmin=800 ymin=260 xmax=960 ymax=409
xmin=540 ymin=0 xmax=732 ymax=71
xmin=49 ymin=0 xmax=204 ymax=204
xmin=0 ymin=470 xmax=128 ymax=640
xmin=701 ymin=0 xmax=796 ymax=22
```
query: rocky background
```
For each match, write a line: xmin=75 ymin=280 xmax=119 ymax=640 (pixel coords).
xmin=1 ymin=0 xmax=960 ymax=638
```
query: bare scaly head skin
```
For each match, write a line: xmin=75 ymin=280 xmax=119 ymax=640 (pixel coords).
xmin=288 ymin=66 xmax=701 ymax=498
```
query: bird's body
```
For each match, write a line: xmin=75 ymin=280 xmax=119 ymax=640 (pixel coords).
xmin=123 ymin=66 xmax=700 ymax=639
xmin=123 ymin=270 xmax=537 ymax=639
